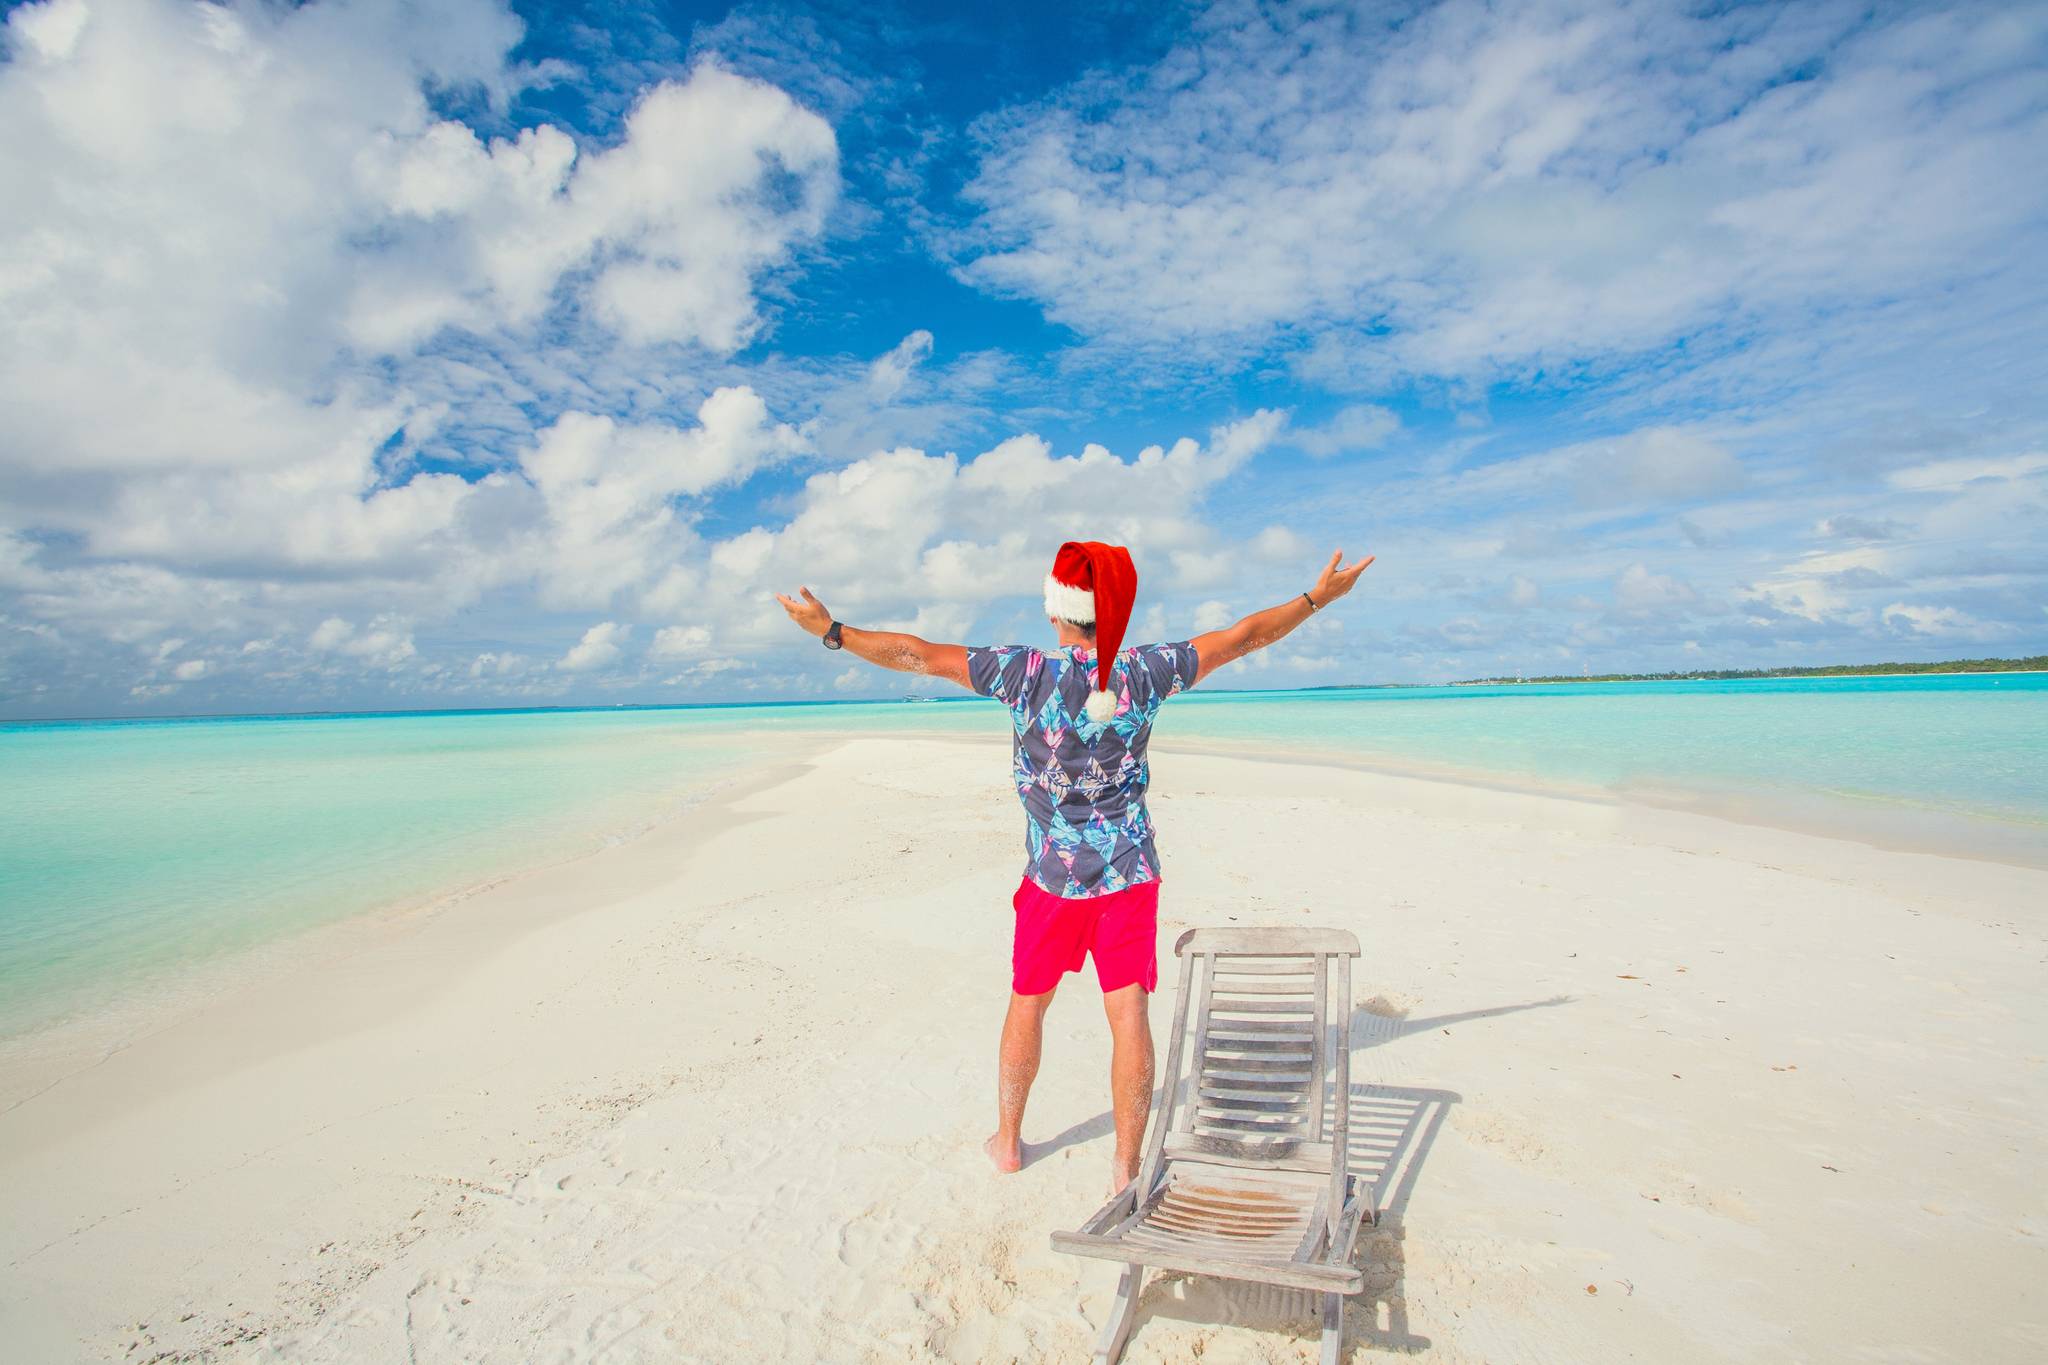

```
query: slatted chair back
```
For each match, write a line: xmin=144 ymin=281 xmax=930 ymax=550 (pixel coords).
xmin=1140 ymin=927 xmax=1360 ymax=1231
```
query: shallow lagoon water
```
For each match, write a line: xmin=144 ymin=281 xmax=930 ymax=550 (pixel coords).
xmin=2 ymin=673 xmax=2042 ymax=1038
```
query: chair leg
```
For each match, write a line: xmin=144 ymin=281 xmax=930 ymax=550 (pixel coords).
xmin=1319 ymin=1290 xmax=1346 ymax=1365
xmin=1093 ymin=1263 xmax=1145 ymax=1364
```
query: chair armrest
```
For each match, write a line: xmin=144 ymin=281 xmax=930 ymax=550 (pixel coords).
xmin=1075 ymin=1182 xmax=1142 ymax=1237
xmin=1327 ymin=1190 xmax=1376 ymax=1265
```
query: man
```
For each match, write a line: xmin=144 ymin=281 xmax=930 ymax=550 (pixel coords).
xmin=776 ymin=540 xmax=1375 ymax=1191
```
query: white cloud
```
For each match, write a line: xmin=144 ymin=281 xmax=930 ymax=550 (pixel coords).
xmin=308 ymin=615 xmax=417 ymax=667
xmin=559 ymin=621 xmax=628 ymax=671
xmin=865 ymin=330 xmax=934 ymax=402
xmin=650 ymin=625 xmax=713 ymax=659
xmin=1885 ymin=452 xmax=2048 ymax=493
xmin=1193 ymin=600 xmax=1232 ymax=630
xmin=0 ymin=0 xmax=839 ymax=675
xmin=1613 ymin=563 xmax=1697 ymax=615
xmin=308 ymin=618 xmax=353 ymax=653
xmin=1291 ymin=405 xmax=1400 ymax=458
xmin=171 ymin=658 xmax=209 ymax=681
xmin=1251 ymin=526 xmax=1311 ymax=563
xmin=1816 ymin=515 xmax=1908 ymax=542
xmin=1572 ymin=428 xmax=1744 ymax=505
xmin=521 ymin=387 xmax=805 ymax=610
xmin=11 ymin=0 xmax=89 ymax=59
xmin=347 ymin=58 xmax=839 ymax=352
xmin=1881 ymin=603 xmax=1997 ymax=640
xmin=670 ymin=410 xmax=1286 ymax=661
xmin=4 ymin=0 xmax=2042 ymax=708
xmin=958 ymin=0 xmax=2048 ymax=386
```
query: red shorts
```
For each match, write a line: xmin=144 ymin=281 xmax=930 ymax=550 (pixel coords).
xmin=1011 ymin=877 xmax=1160 ymax=996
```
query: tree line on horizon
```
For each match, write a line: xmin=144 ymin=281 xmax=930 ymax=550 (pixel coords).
xmin=1453 ymin=656 xmax=2048 ymax=685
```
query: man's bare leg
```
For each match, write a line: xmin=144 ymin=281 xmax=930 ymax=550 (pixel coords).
xmin=986 ymin=987 xmax=1056 ymax=1174
xmin=1103 ymin=982 xmax=1154 ymax=1194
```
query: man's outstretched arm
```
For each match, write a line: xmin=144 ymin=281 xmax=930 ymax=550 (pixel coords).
xmin=774 ymin=586 xmax=974 ymax=690
xmin=1188 ymin=549 xmax=1374 ymax=686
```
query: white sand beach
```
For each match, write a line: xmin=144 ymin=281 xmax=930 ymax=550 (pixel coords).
xmin=2 ymin=735 xmax=2044 ymax=1363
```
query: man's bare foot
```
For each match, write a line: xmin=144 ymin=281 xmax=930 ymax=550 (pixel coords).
xmin=985 ymin=1133 xmax=1023 ymax=1174
xmin=1108 ymin=1157 xmax=1140 ymax=1198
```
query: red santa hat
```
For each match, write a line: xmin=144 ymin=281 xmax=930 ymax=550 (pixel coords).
xmin=1043 ymin=540 xmax=1137 ymax=722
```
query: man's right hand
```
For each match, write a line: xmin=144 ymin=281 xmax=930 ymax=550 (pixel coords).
xmin=1190 ymin=547 xmax=1375 ymax=685
xmin=1311 ymin=550 xmax=1375 ymax=607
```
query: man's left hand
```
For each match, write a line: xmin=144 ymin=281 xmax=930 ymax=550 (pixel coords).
xmin=775 ymin=586 xmax=834 ymax=638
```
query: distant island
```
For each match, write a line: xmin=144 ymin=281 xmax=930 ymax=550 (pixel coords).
xmin=1456 ymin=655 xmax=2048 ymax=685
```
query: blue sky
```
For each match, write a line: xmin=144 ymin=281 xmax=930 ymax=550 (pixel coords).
xmin=1 ymin=0 xmax=2045 ymax=717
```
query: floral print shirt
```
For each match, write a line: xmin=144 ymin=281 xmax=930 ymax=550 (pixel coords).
xmin=966 ymin=641 xmax=1200 ymax=898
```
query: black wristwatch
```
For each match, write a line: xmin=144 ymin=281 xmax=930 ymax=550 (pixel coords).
xmin=822 ymin=621 xmax=844 ymax=650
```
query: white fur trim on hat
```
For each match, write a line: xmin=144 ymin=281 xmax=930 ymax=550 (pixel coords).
xmin=1084 ymin=688 xmax=1117 ymax=722
xmin=1043 ymin=575 xmax=1096 ymax=624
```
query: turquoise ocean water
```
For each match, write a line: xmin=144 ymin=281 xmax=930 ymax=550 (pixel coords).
xmin=2 ymin=674 xmax=2043 ymax=1040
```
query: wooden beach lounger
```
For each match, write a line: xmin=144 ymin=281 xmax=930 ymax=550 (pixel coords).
xmin=1052 ymin=927 xmax=1371 ymax=1364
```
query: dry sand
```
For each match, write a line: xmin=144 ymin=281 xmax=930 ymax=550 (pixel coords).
xmin=1 ymin=735 xmax=2043 ymax=1363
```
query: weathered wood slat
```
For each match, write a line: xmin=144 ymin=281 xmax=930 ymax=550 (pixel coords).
xmin=1190 ymin=1130 xmax=1304 ymax=1151
xmin=1197 ymin=1097 xmax=1310 ymax=1118
xmin=1171 ymin=1130 xmax=1331 ymax=1160
xmin=1143 ymin=1210 xmax=1304 ymax=1239
xmin=1162 ymin=1186 xmax=1314 ymax=1212
xmin=1124 ymin=1220 xmax=1307 ymax=1248
xmin=1166 ymin=1161 xmax=1325 ymax=1192
xmin=1153 ymin=1206 xmax=1305 ymax=1233
xmin=1207 ymin=1038 xmax=1314 ymax=1055
xmin=1206 ymin=997 xmax=1316 ymax=1014
xmin=1194 ymin=1120 xmax=1308 ymax=1141
xmin=1205 ymin=1017 xmax=1319 ymax=1036
xmin=1202 ymin=1095 xmax=1314 ymax=1114
xmin=1177 ymin=927 xmax=1361 ymax=956
xmin=1052 ymin=1233 xmax=1363 ymax=1294
xmin=1200 ymin=1068 xmax=1314 ymax=1087
xmin=1165 ymin=954 xmax=1215 ymax=1142
xmin=1199 ymin=1093 xmax=1313 ymax=1114
xmin=1200 ymin=1096 xmax=1314 ymax=1115
xmin=1175 ymin=955 xmax=1216 ymax=1137
xmin=1204 ymin=1035 xmax=1315 ymax=1055
xmin=1164 ymin=1133 xmax=1336 ymax=1172
xmin=1199 ymin=1059 xmax=1315 ymax=1080
xmin=1207 ymin=960 xmax=1317 ymax=977
xmin=1120 ymin=1232 xmax=1300 ymax=1261
xmin=1196 ymin=1107 xmax=1308 ymax=1125
xmin=1076 ymin=1184 xmax=1141 ymax=1235
xmin=1310 ymin=955 xmax=1328 ymax=1144
xmin=1186 ymin=1119 xmax=1308 ymax=1140
xmin=1205 ymin=1052 xmax=1314 ymax=1069
xmin=1156 ymin=1190 xmax=1309 ymax=1219
xmin=1326 ymin=953 xmax=1352 ymax=1249
xmin=1200 ymin=978 xmax=1316 ymax=996
xmin=1195 ymin=1117 xmax=1309 ymax=1137
xmin=1124 ymin=1232 xmax=1302 ymax=1259
xmin=1192 ymin=1129 xmax=1305 ymax=1149
xmin=1146 ymin=1219 xmax=1302 ymax=1252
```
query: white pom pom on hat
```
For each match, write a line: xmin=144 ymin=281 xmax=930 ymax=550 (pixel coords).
xmin=1045 ymin=540 xmax=1138 ymax=725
